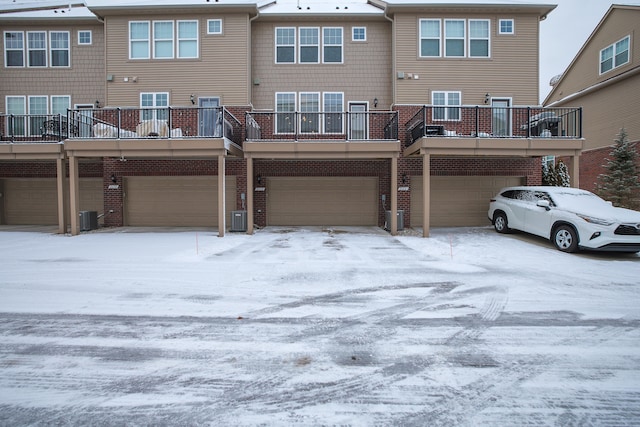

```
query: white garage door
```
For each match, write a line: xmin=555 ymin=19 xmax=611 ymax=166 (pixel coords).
xmin=267 ymin=177 xmax=378 ymax=226
xmin=3 ymin=178 xmax=103 ymax=225
xmin=411 ymin=176 xmax=525 ymax=227
xmin=124 ymin=176 xmax=236 ymax=227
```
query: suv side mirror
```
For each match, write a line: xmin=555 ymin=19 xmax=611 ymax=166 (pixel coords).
xmin=536 ymin=200 xmax=551 ymax=211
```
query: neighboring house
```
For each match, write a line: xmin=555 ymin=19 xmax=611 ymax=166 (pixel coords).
xmin=1 ymin=0 xmax=584 ymax=237
xmin=543 ymin=4 xmax=640 ymax=193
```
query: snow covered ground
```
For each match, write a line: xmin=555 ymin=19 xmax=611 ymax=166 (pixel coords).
xmin=1 ymin=225 xmax=639 ymax=426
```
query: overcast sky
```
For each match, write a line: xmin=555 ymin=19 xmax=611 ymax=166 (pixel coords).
xmin=539 ymin=0 xmax=640 ymax=103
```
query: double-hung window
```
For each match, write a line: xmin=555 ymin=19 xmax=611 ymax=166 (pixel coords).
xmin=153 ymin=21 xmax=174 ymax=59
xmin=276 ymin=93 xmax=296 ymax=133
xmin=27 ymin=31 xmax=47 ymax=67
xmin=469 ymin=20 xmax=489 ymax=57
xmin=444 ymin=20 xmax=465 ymax=57
xmin=600 ymin=36 xmax=630 ymax=74
xmin=6 ymin=96 xmax=26 ymax=135
xmin=300 ymin=93 xmax=320 ymax=133
xmin=299 ymin=28 xmax=319 ymax=63
xmin=324 ymin=93 xmax=343 ymax=134
xmin=419 ymin=19 xmax=440 ymax=57
xmin=275 ymin=28 xmax=295 ymax=63
xmin=28 ymin=95 xmax=47 ymax=136
xmin=130 ymin=21 xmax=150 ymax=59
xmin=432 ymin=91 xmax=461 ymax=121
xmin=50 ymin=31 xmax=69 ymax=67
xmin=323 ymin=27 xmax=343 ymax=63
xmin=177 ymin=21 xmax=198 ymax=58
xmin=141 ymin=92 xmax=169 ymax=121
xmin=4 ymin=31 xmax=25 ymax=67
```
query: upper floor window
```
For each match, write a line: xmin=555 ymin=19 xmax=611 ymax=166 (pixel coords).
xmin=323 ymin=27 xmax=343 ymax=63
xmin=499 ymin=19 xmax=514 ymax=35
xmin=78 ymin=30 xmax=92 ymax=45
xmin=130 ymin=20 xmax=198 ymax=60
xmin=50 ymin=32 xmax=70 ymax=67
xmin=352 ymin=27 xmax=366 ymax=42
xmin=28 ymin=31 xmax=47 ymax=67
xmin=419 ymin=19 xmax=441 ymax=57
xmin=207 ymin=19 xmax=223 ymax=35
xmin=323 ymin=92 xmax=343 ymax=133
xmin=275 ymin=92 xmax=296 ymax=133
xmin=299 ymin=27 xmax=319 ymax=63
xmin=444 ymin=20 xmax=465 ymax=57
xmin=432 ymin=91 xmax=461 ymax=121
xmin=469 ymin=20 xmax=489 ymax=57
xmin=275 ymin=27 xmax=295 ymax=63
xmin=600 ymin=35 xmax=630 ymax=74
xmin=130 ymin=21 xmax=150 ymax=59
xmin=4 ymin=31 xmax=24 ymax=67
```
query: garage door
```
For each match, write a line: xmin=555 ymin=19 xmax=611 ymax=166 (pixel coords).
xmin=2 ymin=178 xmax=103 ymax=225
xmin=267 ymin=177 xmax=378 ymax=226
xmin=411 ymin=176 xmax=524 ymax=227
xmin=124 ymin=176 xmax=236 ymax=227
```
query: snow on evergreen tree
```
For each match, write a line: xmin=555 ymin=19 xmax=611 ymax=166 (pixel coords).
xmin=542 ymin=161 xmax=556 ymax=186
xmin=555 ymin=160 xmax=571 ymax=187
xmin=596 ymin=128 xmax=640 ymax=209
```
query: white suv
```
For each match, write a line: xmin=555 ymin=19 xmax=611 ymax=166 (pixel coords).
xmin=488 ymin=186 xmax=640 ymax=253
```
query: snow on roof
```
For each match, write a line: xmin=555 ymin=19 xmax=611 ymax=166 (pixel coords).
xmin=85 ymin=0 xmax=260 ymax=7
xmin=0 ymin=4 xmax=96 ymax=19
xmin=259 ymin=0 xmax=383 ymax=16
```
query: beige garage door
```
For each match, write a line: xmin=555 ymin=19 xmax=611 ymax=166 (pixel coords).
xmin=411 ymin=176 xmax=525 ymax=227
xmin=267 ymin=177 xmax=378 ymax=226
xmin=3 ymin=178 xmax=103 ymax=225
xmin=124 ymin=176 xmax=236 ymax=227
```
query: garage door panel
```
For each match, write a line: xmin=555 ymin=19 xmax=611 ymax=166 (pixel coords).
xmin=411 ymin=176 xmax=524 ymax=227
xmin=268 ymin=177 xmax=377 ymax=226
xmin=124 ymin=176 xmax=235 ymax=227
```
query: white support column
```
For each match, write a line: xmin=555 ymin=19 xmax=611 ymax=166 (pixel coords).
xmin=422 ymin=153 xmax=431 ymax=238
xmin=390 ymin=156 xmax=398 ymax=236
xmin=69 ymin=155 xmax=80 ymax=236
xmin=56 ymin=157 xmax=67 ymax=234
xmin=218 ymin=155 xmax=226 ymax=237
xmin=246 ymin=157 xmax=254 ymax=235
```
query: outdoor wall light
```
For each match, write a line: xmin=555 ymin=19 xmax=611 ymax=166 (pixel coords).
xmin=110 ymin=174 xmax=117 ymax=183
xmin=257 ymin=174 xmax=262 ymax=184
xmin=95 ymin=100 xmax=101 ymax=108
xmin=374 ymin=97 xmax=378 ymax=108
xmin=484 ymin=93 xmax=491 ymax=104
xmin=402 ymin=173 xmax=407 ymax=184
xmin=190 ymin=94 xmax=195 ymax=105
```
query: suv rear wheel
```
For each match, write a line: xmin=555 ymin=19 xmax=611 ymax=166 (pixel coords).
xmin=493 ymin=212 xmax=510 ymax=234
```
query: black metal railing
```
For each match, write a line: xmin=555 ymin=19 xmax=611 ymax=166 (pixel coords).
xmin=0 ymin=113 xmax=80 ymax=142
xmin=405 ymin=106 xmax=582 ymax=146
xmin=245 ymin=111 xmax=399 ymax=142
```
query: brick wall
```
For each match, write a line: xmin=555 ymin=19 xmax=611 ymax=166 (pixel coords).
xmin=0 ymin=160 xmax=103 ymax=178
xmin=577 ymin=141 xmax=639 ymax=193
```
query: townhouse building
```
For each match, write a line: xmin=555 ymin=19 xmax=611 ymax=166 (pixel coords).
xmin=1 ymin=0 xmax=584 ymax=237
xmin=544 ymin=5 xmax=640 ymax=194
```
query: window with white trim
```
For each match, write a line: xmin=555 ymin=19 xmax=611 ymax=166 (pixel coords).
xmin=130 ymin=21 xmax=150 ymax=59
xmin=600 ymin=35 xmax=630 ymax=74
xmin=6 ymin=96 xmax=26 ymax=135
xmin=300 ymin=92 xmax=320 ymax=133
xmin=4 ymin=31 xmax=24 ymax=67
xmin=207 ymin=19 xmax=222 ymax=35
xmin=51 ymin=95 xmax=70 ymax=116
xmin=140 ymin=92 xmax=169 ymax=121
xmin=444 ymin=20 xmax=465 ymax=57
xmin=78 ymin=30 xmax=92 ymax=45
xmin=299 ymin=28 xmax=319 ymax=63
xmin=276 ymin=92 xmax=296 ymax=133
xmin=498 ymin=19 xmax=514 ymax=35
xmin=28 ymin=95 xmax=47 ymax=136
xmin=27 ymin=31 xmax=47 ymax=67
xmin=177 ymin=20 xmax=198 ymax=58
xmin=419 ymin=19 xmax=440 ymax=57
xmin=352 ymin=27 xmax=366 ymax=42
xmin=323 ymin=27 xmax=343 ymax=63
xmin=153 ymin=21 xmax=174 ymax=59
xmin=50 ymin=31 xmax=69 ymax=67
xmin=323 ymin=92 xmax=343 ymax=133
xmin=469 ymin=20 xmax=489 ymax=57
xmin=432 ymin=91 xmax=461 ymax=121
xmin=276 ymin=27 xmax=295 ymax=63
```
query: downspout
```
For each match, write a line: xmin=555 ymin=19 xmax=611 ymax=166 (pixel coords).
xmin=383 ymin=6 xmax=395 ymax=111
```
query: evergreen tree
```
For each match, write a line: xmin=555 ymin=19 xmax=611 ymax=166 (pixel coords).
xmin=596 ymin=128 xmax=640 ymax=209
xmin=555 ymin=160 xmax=571 ymax=187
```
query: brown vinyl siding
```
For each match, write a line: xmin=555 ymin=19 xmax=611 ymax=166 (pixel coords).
xmin=0 ymin=21 xmax=104 ymax=110
xmin=394 ymin=13 xmax=540 ymax=106
xmin=104 ymin=13 xmax=251 ymax=107
xmin=251 ymin=19 xmax=392 ymax=110
xmin=546 ymin=8 xmax=640 ymax=106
